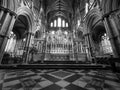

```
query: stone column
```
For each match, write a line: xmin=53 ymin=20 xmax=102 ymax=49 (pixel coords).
xmin=41 ymin=40 xmax=45 ymax=62
xmin=50 ymin=43 xmax=52 ymax=53
xmin=52 ymin=43 xmax=53 ymax=53
xmin=27 ymin=33 xmax=34 ymax=63
xmin=44 ymin=40 xmax=48 ymax=61
xmin=0 ymin=7 xmax=16 ymax=64
xmin=110 ymin=14 xmax=120 ymax=56
xmin=84 ymin=33 xmax=93 ymax=62
xmin=69 ymin=43 xmax=72 ymax=60
xmin=81 ymin=42 xmax=83 ymax=53
xmin=72 ymin=41 xmax=75 ymax=61
xmin=77 ymin=42 xmax=79 ymax=53
xmin=103 ymin=15 xmax=120 ymax=57
xmin=23 ymin=32 xmax=33 ymax=64
xmin=63 ymin=43 xmax=65 ymax=53
xmin=41 ymin=41 xmax=42 ymax=53
xmin=46 ymin=42 xmax=48 ymax=53
xmin=79 ymin=43 xmax=81 ymax=53
xmin=70 ymin=43 xmax=72 ymax=52
xmin=53 ymin=43 xmax=54 ymax=51
xmin=67 ymin=43 xmax=69 ymax=53
xmin=47 ymin=43 xmax=49 ymax=53
xmin=45 ymin=42 xmax=48 ymax=60
xmin=51 ymin=43 xmax=52 ymax=51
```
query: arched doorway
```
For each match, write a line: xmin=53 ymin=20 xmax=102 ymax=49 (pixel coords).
xmin=91 ymin=23 xmax=113 ymax=56
xmin=84 ymin=8 xmax=113 ymax=59
xmin=2 ymin=15 xmax=30 ymax=64
xmin=101 ymin=0 xmax=120 ymax=57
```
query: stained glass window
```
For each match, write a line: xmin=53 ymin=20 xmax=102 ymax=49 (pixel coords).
xmin=66 ymin=23 xmax=68 ymax=27
xmin=51 ymin=22 xmax=53 ymax=27
xmin=5 ymin=32 xmax=16 ymax=52
xmin=101 ymin=33 xmax=113 ymax=54
xmin=54 ymin=20 xmax=57 ymax=27
xmin=62 ymin=20 xmax=65 ymax=27
xmin=58 ymin=17 xmax=62 ymax=27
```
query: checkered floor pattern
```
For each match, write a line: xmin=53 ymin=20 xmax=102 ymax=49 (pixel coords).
xmin=0 ymin=69 xmax=120 ymax=90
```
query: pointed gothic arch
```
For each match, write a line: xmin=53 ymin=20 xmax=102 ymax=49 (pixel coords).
xmin=0 ymin=0 xmax=19 ymax=12
xmin=17 ymin=6 xmax=34 ymax=33
xmin=85 ymin=8 xmax=102 ymax=33
xmin=101 ymin=0 xmax=120 ymax=15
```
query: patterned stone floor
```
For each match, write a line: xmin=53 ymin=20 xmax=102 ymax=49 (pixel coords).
xmin=0 ymin=69 xmax=120 ymax=90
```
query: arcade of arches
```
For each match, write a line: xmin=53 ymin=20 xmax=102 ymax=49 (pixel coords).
xmin=1 ymin=0 xmax=120 ymax=90
xmin=0 ymin=0 xmax=120 ymax=64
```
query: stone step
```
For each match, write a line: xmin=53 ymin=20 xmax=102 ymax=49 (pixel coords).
xmin=0 ymin=64 xmax=111 ymax=69
xmin=32 ymin=61 xmax=90 ymax=64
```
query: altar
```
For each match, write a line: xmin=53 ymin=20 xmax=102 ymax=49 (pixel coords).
xmin=44 ymin=29 xmax=73 ymax=61
xmin=49 ymin=53 xmax=70 ymax=61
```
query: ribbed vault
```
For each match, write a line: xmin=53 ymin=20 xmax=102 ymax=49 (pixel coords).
xmin=85 ymin=8 xmax=102 ymax=33
xmin=43 ymin=0 xmax=77 ymax=23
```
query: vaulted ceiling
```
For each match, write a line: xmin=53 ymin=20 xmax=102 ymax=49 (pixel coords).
xmin=42 ymin=0 xmax=80 ymax=23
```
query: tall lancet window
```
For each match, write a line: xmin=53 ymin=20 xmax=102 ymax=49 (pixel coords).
xmin=62 ymin=20 xmax=65 ymax=27
xmin=54 ymin=20 xmax=57 ymax=27
xmin=85 ymin=2 xmax=89 ymax=14
xmin=5 ymin=31 xmax=16 ymax=52
xmin=58 ymin=17 xmax=62 ymax=27
xmin=66 ymin=22 xmax=68 ymax=27
xmin=51 ymin=22 xmax=53 ymax=27
xmin=101 ymin=33 xmax=113 ymax=54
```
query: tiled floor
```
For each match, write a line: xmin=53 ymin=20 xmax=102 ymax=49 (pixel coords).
xmin=0 ymin=69 xmax=120 ymax=90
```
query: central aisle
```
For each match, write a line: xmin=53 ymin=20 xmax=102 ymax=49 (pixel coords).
xmin=0 ymin=69 xmax=120 ymax=90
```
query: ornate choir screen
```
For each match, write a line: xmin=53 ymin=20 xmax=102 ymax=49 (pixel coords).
xmin=33 ymin=29 xmax=87 ymax=61
xmin=44 ymin=29 xmax=74 ymax=61
xmin=46 ymin=30 xmax=73 ymax=55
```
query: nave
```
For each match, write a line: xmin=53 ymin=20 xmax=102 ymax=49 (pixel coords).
xmin=1 ymin=0 xmax=120 ymax=90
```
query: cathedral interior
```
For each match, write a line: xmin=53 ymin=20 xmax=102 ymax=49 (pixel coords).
xmin=0 ymin=0 xmax=120 ymax=90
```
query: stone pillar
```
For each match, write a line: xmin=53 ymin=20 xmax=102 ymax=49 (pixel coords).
xmin=0 ymin=7 xmax=16 ymax=64
xmin=79 ymin=43 xmax=80 ymax=53
xmin=75 ymin=42 xmax=78 ymax=62
xmin=52 ymin=43 xmax=54 ymax=53
xmin=53 ymin=43 xmax=54 ymax=51
xmin=81 ymin=42 xmax=83 ymax=53
xmin=67 ymin=43 xmax=69 ymax=53
xmin=51 ymin=43 xmax=52 ymax=51
xmin=72 ymin=41 xmax=75 ymax=61
xmin=44 ymin=41 xmax=47 ymax=61
xmin=23 ymin=32 xmax=33 ymax=64
xmin=50 ymin=43 xmax=52 ymax=52
xmin=41 ymin=40 xmax=45 ymax=62
xmin=78 ymin=43 xmax=79 ymax=53
xmin=63 ymin=43 xmax=65 ymax=52
xmin=41 ymin=42 xmax=42 ymax=53
xmin=27 ymin=33 xmax=34 ymax=63
xmin=103 ymin=15 xmax=120 ymax=57
xmin=69 ymin=43 xmax=72 ymax=60
xmin=84 ymin=33 xmax=93 ymax=62
xmin=77 ymin=42 xmax=79 ymax=53
xmin=46 ymin=42 xmax=48 ymax=53
xmin=65 ymin=43 xmax=67 ymax=53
